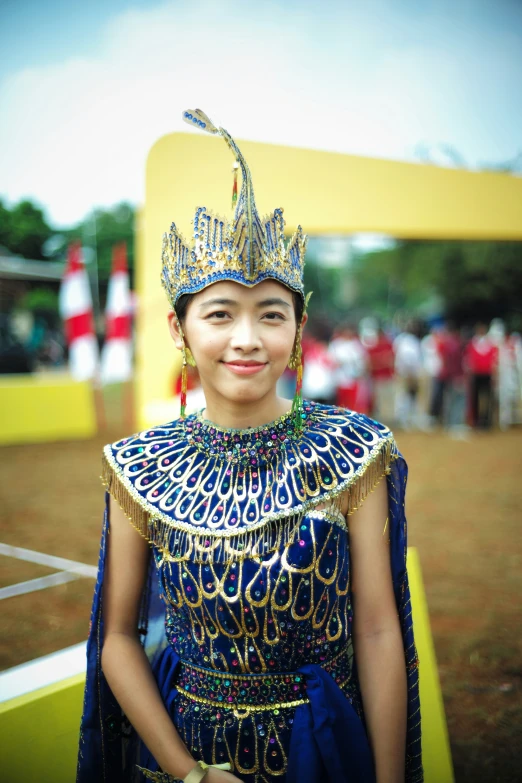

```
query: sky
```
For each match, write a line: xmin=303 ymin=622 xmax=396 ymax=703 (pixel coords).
xmin=1 ymin=0 xmax=521 ymax=228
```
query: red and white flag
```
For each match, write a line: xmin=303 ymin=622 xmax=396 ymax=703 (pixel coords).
xmin=59 ymin=242 xmax=99 ymax=381
xmin=101 ymin=242 xmax=133 ymax=384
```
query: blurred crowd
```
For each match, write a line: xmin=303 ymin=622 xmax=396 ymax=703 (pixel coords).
xmin=279 ymin=317 xmax=522 ymax=433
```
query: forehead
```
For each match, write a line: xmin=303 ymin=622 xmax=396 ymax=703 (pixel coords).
xmin=193 ymin=279 xmax=294 ymax=304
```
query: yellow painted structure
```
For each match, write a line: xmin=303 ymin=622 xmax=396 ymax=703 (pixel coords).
xmin=0 ymin=673 xmax=85 ymax=782
xmin=408 ymin=548 xmax=454 ymax=782
xmin=0 ymin=549 xmax=451 ymax=782
xmin=136 ymin=132 xmax=522 ymax=430
xmin=0 ymin=374 xmax=97 ymax=445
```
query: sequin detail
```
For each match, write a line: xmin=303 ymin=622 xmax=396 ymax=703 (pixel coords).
xmin=174 ymin=644 xmax=353 ymax=712
xmin=186 ymin=407 xmax=314 ymax=469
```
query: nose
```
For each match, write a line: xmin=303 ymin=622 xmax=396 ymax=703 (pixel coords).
xmin=228 ymin=315 xmax=262 ymax=353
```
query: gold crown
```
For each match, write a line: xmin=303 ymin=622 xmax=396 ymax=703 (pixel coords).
xmin=161 ymin=109 xmax=307 ymax=308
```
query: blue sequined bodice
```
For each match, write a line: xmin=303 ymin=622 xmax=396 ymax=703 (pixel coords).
xmin=157 ymin=508 xmax=352 ymax=674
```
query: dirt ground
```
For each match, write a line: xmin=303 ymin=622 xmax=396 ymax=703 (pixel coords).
xmin=1 ymin=410 xmax=521 ymax=782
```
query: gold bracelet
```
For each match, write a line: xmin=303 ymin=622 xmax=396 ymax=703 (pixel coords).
xmin=137 ymin=760 xmax=231 ymax=783
xmin=184 ymin=761 xmax=208 ymax=783
xmin=184 ymin=760 xmax=232 ymax=783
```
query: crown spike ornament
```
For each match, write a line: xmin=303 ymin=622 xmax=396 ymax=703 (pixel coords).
xmin=161 ymin=108 xmax=307 ymax=309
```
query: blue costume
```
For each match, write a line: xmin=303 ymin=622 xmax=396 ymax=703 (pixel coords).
xmin=77 ymin=110 xmax=422 ymax=783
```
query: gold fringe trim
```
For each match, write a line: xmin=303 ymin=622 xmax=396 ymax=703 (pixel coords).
xmin=101 ymin=436 xmax=396 ymax=563
xmin=101 ymin=451 xmax=151 ymax=541
xmin=344 ymin=437 xmax=394 ymax=516
xmin=150 ymin=510 xmax=306 ymax=563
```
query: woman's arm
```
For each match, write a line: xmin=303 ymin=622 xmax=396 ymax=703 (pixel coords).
xmin=103 ymin=498 xmax=240 ymax=782
xmin=348 ymin=479 xmax=407 ymax=783
xmin=101 ymin=496 xmax=197 ymax=779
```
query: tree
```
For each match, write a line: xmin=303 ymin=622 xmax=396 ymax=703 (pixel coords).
xmin=353 ymin=240 xmax=522 ymax=328
xmin=18 ymin=288 xmax=60 ymax=327
xmin=0 ymin=199 xmax=53 ymax=259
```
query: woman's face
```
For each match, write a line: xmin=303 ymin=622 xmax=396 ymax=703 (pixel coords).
xmin=168 ymin=280 xmax=300 ymax=407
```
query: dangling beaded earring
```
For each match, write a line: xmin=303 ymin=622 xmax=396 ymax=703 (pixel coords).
xmin=176 ymin=318 xmax=196 ymax=419
xmin=289 ymin=292 xmax=312 ymax=433
xmin=185 ymin=346 xmax=197 ymax=368
xmin=289 ymin=324 xmax=304 ymax=431
xmin=179 ymin=342 xmax=188 ymax=419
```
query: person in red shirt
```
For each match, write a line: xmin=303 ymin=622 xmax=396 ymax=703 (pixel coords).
xmin=429 ymin=324 xmax=465 ymax=428
xmin=442 ymin=324 xmax=466 ymax=430
xmin=367 ymin=327 xmax=395 ymax=424
xmin=464 ymin=322 xmax=498 ymax=428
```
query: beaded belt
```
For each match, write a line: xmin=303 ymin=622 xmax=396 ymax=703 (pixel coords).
xmin=174 ymin=645 xmax=353 ymax=713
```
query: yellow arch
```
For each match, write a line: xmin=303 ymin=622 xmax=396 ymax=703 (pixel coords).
xmin=137 ymin=132 xmax=522 ymax=427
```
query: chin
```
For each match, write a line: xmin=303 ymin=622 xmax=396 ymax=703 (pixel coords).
xmin=229 ymin=387 xmax=269 ymax=403
xmin=221 ymin=381 xmax=273 ymax=404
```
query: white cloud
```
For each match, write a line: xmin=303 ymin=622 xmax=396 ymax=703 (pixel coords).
xmin=0 ymin=0 xmax=520 ymax=225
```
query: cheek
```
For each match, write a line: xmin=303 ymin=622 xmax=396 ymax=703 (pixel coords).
xmin=191 ymin=331 xmax=225 ymax=362
xmin=267 ymin=328 xmax=295 ymax=362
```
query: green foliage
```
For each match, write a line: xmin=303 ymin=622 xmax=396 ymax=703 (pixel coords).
xmin=18 ymin=288 xmax=60 ymax=327
xmin=353 ymin=240 xmax=522 ymax=327
xmin=303 ymin=252 xmax=344 ymax=321
xmin=440 ymin=242 xmax=522 ymax=326
xmin=0 ymin=198 xmax=53 ymax=259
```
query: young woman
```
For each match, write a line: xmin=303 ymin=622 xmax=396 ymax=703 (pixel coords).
xmin=77 ymin=109 xmax=422 ymax=783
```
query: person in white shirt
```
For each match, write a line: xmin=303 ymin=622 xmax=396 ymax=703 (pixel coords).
xmin=328 ymin=323 xmax=369 ymax=411
xmin=394 ymin=322 xmax=423 ymax=429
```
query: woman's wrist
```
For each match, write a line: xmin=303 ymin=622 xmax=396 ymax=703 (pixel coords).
xmin=137 ymin=751 xmax=197 ymax=781
xmin=170 ymin=754 xmax=200 ymax=781
xmin=183 ymin=761 xmax=209 ymax=783
xmin=184 ymin=761 xmax=232 ymax=782
xmin=137 ymin=759 xmax=232 ymax=783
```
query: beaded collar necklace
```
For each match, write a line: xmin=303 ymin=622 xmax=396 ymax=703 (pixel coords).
xmin=184 ymin=404 xmax=317 ymax=470
xmin=102 ymin=403 xmax=396 ymax=556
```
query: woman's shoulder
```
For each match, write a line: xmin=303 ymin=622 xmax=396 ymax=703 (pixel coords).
xmin=306 ymin=400 xmax=394 ymax=443
xmin=101 ymin=416 xmax=188 ymax=494
xmin=305 ymin=402 xmax=402 ymax=516
xmin=103 ymin=417 xmax=185 ymax=455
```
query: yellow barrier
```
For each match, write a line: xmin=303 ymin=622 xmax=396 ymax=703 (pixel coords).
xmin=0 ymin=374 xmax=97 ymax=445
xmin=0 ymin=673 xmax=85 ymax=782
xmin=0 ymin=548 xmax=452 ymax=781
xmin=408 ymin=548 xmax=454 ymax=782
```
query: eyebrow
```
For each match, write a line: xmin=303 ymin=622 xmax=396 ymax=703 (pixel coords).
xmin=198 ymin=298 xmax=236 ymax=309
xmin=198 ymin=297 xmax=291 ymax=309
xmin=257 ymin=298 xmax=291 ymax=309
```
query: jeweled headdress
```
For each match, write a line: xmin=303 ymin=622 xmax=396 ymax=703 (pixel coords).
xmin=161 ymin=108 xmax=307 ymax=308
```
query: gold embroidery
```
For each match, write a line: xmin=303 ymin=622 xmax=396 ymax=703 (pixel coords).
xmin=161 ymin=514 xmax=353 ymax=675
xmin=179 ymin=690 xmax=307 ymax=712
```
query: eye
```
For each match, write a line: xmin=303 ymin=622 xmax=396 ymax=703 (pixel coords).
xmin=263 ymin=311 xmax=286 ymax=321
xmin=206 ymin=310 xmax=230 ymax=320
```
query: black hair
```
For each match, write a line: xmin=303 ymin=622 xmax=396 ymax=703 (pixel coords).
xmin=175 ymin=288 xmax=305 ymax=325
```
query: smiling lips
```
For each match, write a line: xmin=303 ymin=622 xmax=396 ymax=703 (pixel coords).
xmin=222 ymin=360 xmax=267 ymax=376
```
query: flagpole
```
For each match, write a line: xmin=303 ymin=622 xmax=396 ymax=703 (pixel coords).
xmin=87 ymin=210 xmax=106 ymax=432
xmin=89 ymin=209 xmax=100 ymax=321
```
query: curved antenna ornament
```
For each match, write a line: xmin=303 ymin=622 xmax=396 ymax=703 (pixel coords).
xmin=182 ymin=108 xmax=258 ymax=278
